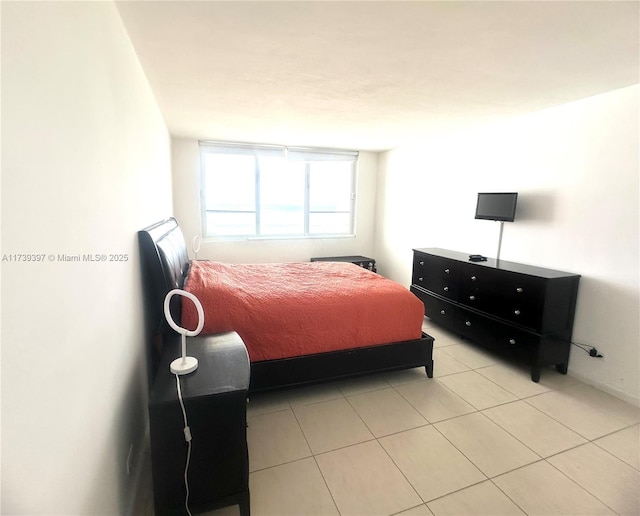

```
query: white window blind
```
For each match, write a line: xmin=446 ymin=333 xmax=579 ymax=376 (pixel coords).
xmin=200 ymin=142 xmax=358 ymax=239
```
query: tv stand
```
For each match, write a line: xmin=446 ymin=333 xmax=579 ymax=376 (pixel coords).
xmin=496 ymin=221 xmax=504 ymax=262
xmin=410 ymin=248 xmax=580 ymax=382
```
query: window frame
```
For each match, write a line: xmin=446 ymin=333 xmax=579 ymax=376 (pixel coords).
xmin=199 ymin=142 xmax=358 ymax=240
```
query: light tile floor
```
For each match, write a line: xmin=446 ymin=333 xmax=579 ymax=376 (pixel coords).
xmin=136 ymin=319 xmax=640 ymax=515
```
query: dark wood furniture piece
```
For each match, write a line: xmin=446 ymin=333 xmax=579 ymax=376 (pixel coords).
xmin=410 ymin=248 xmax=580 ymax=382
xmin=149 ymin=331 xmax=250 ymax=516
xmin=138 ymin=217 xmax=433 ymax=393
xmin=311 ymin=255 xmax=377 ymax=272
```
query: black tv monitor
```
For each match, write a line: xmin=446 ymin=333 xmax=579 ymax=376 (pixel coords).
xmin=475 ymin=192 xmax=518 ymax=222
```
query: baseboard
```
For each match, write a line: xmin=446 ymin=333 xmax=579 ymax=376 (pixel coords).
xmin=567 ymin=371 xmax=640 ymax=408
xmin=125 ymin=426 xmax=151 ymax=516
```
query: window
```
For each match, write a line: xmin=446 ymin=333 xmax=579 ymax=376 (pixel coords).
xmin=200 ymin=142 xmax=358 ymax=239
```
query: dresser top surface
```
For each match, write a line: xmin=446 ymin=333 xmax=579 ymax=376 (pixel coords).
xmin=413 ymin=248 xmax=580 ymax=279
xmin=311 ymin=255 xmax=374 ymax=262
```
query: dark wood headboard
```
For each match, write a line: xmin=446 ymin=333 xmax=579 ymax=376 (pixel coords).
xmin=138 ymin=217 xmax=191 ymax=386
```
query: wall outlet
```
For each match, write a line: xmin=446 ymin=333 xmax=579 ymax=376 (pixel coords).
xmin=126 ymin=444 xmax=134 ymax=476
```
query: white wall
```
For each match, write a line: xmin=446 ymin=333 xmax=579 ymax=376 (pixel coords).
xmin=375 ymin=85 xmax=639 ymax=405
xmin=172 ymin=138 xmax=378 ymax=263
xmin=1 ymin=2 xmax=172 ymax=513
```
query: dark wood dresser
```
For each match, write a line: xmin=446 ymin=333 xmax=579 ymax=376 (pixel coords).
xmin=410 ymin=248 xmax=580 ymax=382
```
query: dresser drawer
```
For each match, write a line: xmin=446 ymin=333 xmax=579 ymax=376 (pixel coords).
xmin=418 ymin=291 xmax=457 ymax=329
xmin=459 ymin=265 xmax=545 ymax=330
xmin=413 ymin=253 xmax=459 ymax=300
xmin=456 ymin=309 xmax=539 ymax=359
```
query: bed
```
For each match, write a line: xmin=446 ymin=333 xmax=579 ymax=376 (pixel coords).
xmin=138 ymin=217 xmax=434 ymax=391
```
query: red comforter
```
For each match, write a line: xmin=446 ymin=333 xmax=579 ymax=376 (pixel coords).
xmin=181 ymin=260 xmax=424 ymax=362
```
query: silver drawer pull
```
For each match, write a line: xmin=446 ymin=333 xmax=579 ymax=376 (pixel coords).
xmin=465 ymin=321 xmax=471 ymax=326
xmin=444 ymin=268 xmax=450 ymax=274
xmin=471 ymin=276 xmax=477 ymax=281
xmin=419 ymin=277 xmax=424 ymax=281
xmin=469 ymin=295 xmax=475 ymax=301
xmin=514 ymin=309 xmax=521 ymax=315
xmin=440 ymin=309 xmax=446 ymax=315
xmin=509 ymin=338 xmax=516 ymax=345
xmin=419 ymin=261 xmax=424 ymax=266
xmin=516 ymin=287 xmax=524 ymax=293
xmin=443 ymin=286 xmax=449 ymax=292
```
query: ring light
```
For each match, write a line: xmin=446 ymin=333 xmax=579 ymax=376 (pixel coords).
xmin=192 ymin=235 xmax=201 ymax=260
xmin=164 ymin=289 xmax=204 ymax=375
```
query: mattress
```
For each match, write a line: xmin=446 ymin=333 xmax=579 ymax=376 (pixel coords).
xmin=181 ymin=260 xmax=424 ymax=362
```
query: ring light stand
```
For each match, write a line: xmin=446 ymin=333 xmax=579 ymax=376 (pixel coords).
xmin=164 ymin=289 xmax=204 ymax=375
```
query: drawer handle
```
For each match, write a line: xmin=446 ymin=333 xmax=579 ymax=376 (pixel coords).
xmin=419 ymin=277 xmax=424 ymax=282
xmin=444 ymin=268 xmax=450 ymax=274
xmin=469 ymin=295 xmax=475 ymax=301
xmin=443 ymin=286 xmax=449 ymax=292
xmin=440 ymin=309 xmax=446 ymax=315
xmin=516 ymin=287 xmax=524 ymax=293
xmin=509 ymin=338 xmax=516 ymax=345
xmin=471 ymin=276 xmax=477 ymax=281
xmin=419 ymin=261 xmax=424 ymax=266
xmin=514 ymin=309 xmax=521 ymax=316
xmin=465 ymin=321 xmax=471 ymax=326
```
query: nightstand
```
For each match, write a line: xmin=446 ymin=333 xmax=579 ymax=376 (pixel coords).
xmin=311 ymin=255 xmax=377 ymax=272
xmin=149 ymin=331 xmax=250 ymax=515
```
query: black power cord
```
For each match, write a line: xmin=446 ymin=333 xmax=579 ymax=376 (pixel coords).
xmin=572 ymin=341 xmax=603 ymax=358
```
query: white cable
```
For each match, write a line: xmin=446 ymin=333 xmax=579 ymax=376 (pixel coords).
xmin=176 ymin=373 xmax=193 ymax=516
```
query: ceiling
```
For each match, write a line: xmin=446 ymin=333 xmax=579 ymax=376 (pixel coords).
xmin=116 ymin=1 xmax=639 ymax=151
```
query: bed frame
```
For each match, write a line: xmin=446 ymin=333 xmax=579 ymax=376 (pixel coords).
xmin=138 ymin=217 xmax=434 ymax=391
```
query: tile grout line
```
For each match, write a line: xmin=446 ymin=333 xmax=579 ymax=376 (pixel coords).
xmin=412 ymin=321 xmax=629 ymax=514
xmin=590 ymin=423 xmax=640 ymax=472
xmin=246 ymin=362 xmax=638 ymax=516
xmin=541 ymin=455 xmax=623 ymax=515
